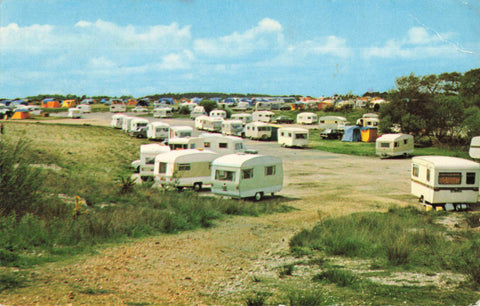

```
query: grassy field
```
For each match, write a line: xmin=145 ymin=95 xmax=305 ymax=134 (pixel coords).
xmin=1 ymin=119 xmax=479 ymax=304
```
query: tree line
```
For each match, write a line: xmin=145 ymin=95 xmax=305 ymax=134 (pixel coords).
xmin=380 ymin=68 xmax=480 ymax=145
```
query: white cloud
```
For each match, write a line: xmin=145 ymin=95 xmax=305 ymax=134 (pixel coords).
xmin=0 ymin=23 xmax=57 ymax=53
xmin=364 ymin=27 xmax=458 ymax=59
xmin=193 ymin=18 xmax=284 ymax=58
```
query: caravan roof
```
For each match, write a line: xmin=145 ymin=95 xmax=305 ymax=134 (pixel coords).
xmin=157 ymin=149 xmax=216 ymax=164
xmin=413 ymin=156 xmax=480 ymax=170
xmin=212 ymin=153 xmax=280 ymax=168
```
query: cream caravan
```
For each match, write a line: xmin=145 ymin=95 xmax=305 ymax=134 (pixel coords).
xmin=110 ymin=104 xmax=126 ymax=113
xmin=154 ymin=149 xmax=218 ymax=191
xmin=122 ymin=116 xmax=135 ymax=133
xmin=203 ymin=117 xmax=224 ymax=132
xmin=201 ymin=134 xmax=246 ymax=155
xmin=169 ymin=126 xmax=193 ymax=139
xmin=153 ymin=107 xmax=173 ymax=118
xmin=296 ymin=112 xmax=318 ymax=125
xmin=252 ymin=111 xmax=274 ymax=123
xmin=245 ymin=122 xmax=272 ymax=140
xmin=195 ymin=115 xmax=209 ymax=130
xmin=168 ymin=137 xmax=204 ymax=150
xmin=318 ymin=116 xmax=348 ymax=129
xmin=278 ymin=127 xmax=309 ymax=148
xmin=376 ymin=134 xmax=414 ymax=158
xmin=411 ymin=156 xmax=480 ymax=209
xmin=133 ymin=144 xmax=171 ymax=180
xmin=211 ymin=154 xmax=283 ymax=201
xmin=110 ymin=114 xmax=125 ymax=128
xmin=231 ymin=113 xmax=253 ymax=125
xmin=221 ymin=119 xmax=244 ymax=136
xmin=68 ymin=108 xmax=81 ymax=119
xmin=146 ymin=122 xmax=170 ymax=141
xmin=210 ymin=109 xmax=227 ymax=119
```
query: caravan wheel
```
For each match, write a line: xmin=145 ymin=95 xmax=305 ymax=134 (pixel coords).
xmin=193 ymin=182 xmax=202 ymax=192
xmin=254 ymin=192 xmax=263 ymax=201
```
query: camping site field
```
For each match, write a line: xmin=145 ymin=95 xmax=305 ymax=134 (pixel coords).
xmin=0 ymin=118 xmax=480 ymax=305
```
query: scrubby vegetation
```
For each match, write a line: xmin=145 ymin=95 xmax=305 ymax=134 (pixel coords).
xmin=0 ymin=123 xmax=292 ymax=277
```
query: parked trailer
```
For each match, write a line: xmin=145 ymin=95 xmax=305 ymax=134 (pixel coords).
xmin=133 ymin=144 xmax=171 ymax=180
xmin=128 ymin=118 xmax=149 ymax=136
xmin=252 ymin=111 xmax=274 ymax=123
xmin=154 ymin=149 xmax=218 ymax=191
xmin=318 ymin=116 xmax=348 ymax=129
xmin=245 ymin=121 xmax=272 ymax=140
xmin=77 ymin=104 xmax=92 ymax=113
xmin=278 ymin=127 xmax=309 ymax=148
xmin=210 ymin=109 xmax=227 ymax=119
xmin=221 ymin=119 xmax=244 ymax=136
xmin=195 ymin=115 xmax=210 ymax=130
xmin=296 ymin=112 xmax=318 ymax=124
xmin=411 ymin=156 xmax=480 ymax=210
xmin=200 ymin=134 xmax=246 ymax=155
xmin=146 ymin=121 xmax=170 ymax=141
xmin=211 ymin=153 xmax=283 ymax=200
xmin=68 ymin=108 xmax=81 ymax=119
xmin=469 ymin=136 xmax=480 ymax=159
xmin=110 ymin=104 xmax=126 ymax=113
xmin=122 ymin=116 xmax=135 ymax=133
xmin=203 ymin=117 xmax=224 ymax=132
xmin=190 ymin=106 xmax=207 ymax=119
xmin=110 ymin=114 xmax=125 ymax=128
xmin=153 ymin=107 xmax=173 ymax=118
xmin=168 ymin=137 xmax=204 ymax=150
xmin=169 ymin=126 xmax=193 ymax=139
xmin=231 ymin=113 xmax=253 ymax=125
xmin=376 ymin=133 xmax=414 ymax=158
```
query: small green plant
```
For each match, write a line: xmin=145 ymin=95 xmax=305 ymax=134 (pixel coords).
xmin=245 ymin=291 xmax=271 ymax=306
xmin=118 ymin=176 xmax=136 ymax=194
xmin=286 ymin=289 xmax=336 ymax=306
xmin=278 ymin=263 xmax=295 ymax=278
xmin=313 ymin=268 xmax=359 ymax=287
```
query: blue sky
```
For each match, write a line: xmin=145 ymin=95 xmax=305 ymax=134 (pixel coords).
xmin=1 ymin=0 xmax=479 ymax=98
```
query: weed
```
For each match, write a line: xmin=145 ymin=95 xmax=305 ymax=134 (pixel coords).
xmin=313 ymin=268 xmax=359 ymax=287
xmin=278 ymin=263 xmax=295 ymax=278
xmin=245 ymin=291 xmax=271 ymax=306
xmin=118 ymin=176 xmax=136 ymax=194
xmin=286 ymin=289 xmax=336 ymax=306
xmin=0 ymin=271 xmax=29 ymax=290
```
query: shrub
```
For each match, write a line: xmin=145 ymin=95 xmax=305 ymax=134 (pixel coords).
xmin=286 ymin=289 xmax=336 ymax=306
xmin=313 ymin=268 xmax=359 ymax=287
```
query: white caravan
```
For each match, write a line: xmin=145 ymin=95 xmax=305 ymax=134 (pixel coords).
xmin=168 ymin=137 xmax=204 ymax=150
xmin=77 ymin=104 xmax=92 ymax=113
xmin=169 ymin=126 xmax=193 ymax=139
xmin=245 ymin=122 xmax=272 ymax=140
xmin=318 ymin=116 xmax=348 ymax=129
xmin=357 ymin=113 xmax=379 ymax=127
xmin=190 ymin=106 xmax=208 ymax=119
xmin=411 ymin=156 xmax=480 ymax=209
xmin=221 ymin=119 xmax=244 ymax=137
xmin=278 ymin=127 xmax=309 ymax=148
xmin=469 ymin=136 xmax=480 ymax=159
xmin=133 ymin=144 xmax=171 ymax=180
xmin=210 ymin=109 xmax=227 ymax=119
xmin=296 ymin=112 xmax=318 ymax=125
xmin=252 ymin=111 xmax=275 ymax=123
xmin=203 ymin=117 xmax=224 ymax=132
xmin=110 ymin=104 xmax=126 ymax=113
xmin=153 ymin=107 xmax=173 ymax=118
xmin=110 ymin=114 xmax=125 ymax=128
xmin=231 ymin=113 xmax=253 ymax=125
xmin=122 ymin=116 xmax=135 ymax=132
xmin=146 ymin=122 xmax=170 ymax=141
xmin=211 ymin=153 xmax=283 ymax=200
xmin=129 ymin=118 xmax=149 ymax=134
xmin=376 ymin=134 xmax=414 ymax=158
xmin=195 ymin=115 xmax=210 ymax=130
xmin=201 ymin=134 xmax=246 ymax=155
xmin=154 ymin=149 xmax=218 ymax=191
xmin=68 ymin=108 xmax=81 ymax=119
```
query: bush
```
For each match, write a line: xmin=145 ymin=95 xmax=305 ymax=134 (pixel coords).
xmin=287 ymin=289 xmax=336 ymax=306
xmin=313 ymin=268 xmax=359 ymax=287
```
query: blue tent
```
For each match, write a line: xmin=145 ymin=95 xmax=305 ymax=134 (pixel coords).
xmin=341 ymin=126 xmax=362 ymax=142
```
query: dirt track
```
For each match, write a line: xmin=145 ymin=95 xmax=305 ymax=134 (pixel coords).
xmin=0 ymin=113 xmax=417 ymax=305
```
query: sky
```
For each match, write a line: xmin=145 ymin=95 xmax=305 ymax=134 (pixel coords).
xmin=0 ymin=0 xmax=479 ymax=99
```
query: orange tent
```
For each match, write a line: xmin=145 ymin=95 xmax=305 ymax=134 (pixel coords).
xmin=62 ymin=99 xmax=76 ymax=108
xmin=11 ymin=110 xmax=31 ymax=120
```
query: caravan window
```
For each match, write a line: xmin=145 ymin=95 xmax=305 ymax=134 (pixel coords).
xmin=412 ymin=165 xmax=419 ymax=177
xmin=204 ymin=142 xmax=211 ymax=148
xmin=426 ymin=169 xmax=431 ymax=182
xmin=438 ymin=172 xmax=461 ymax=185
xmin=178 ymin=163 xmax=191 ymax=171
xmin=394 ymin=142 xmax=399 ymax=147
xmin=295 ymin=133 xmax=307 ymax=139
xmin=235 ymin=143 xmax=244 ymax=150
xmin=265 ymin=165 xmax=276 ymax=176
xmin=242 ymin=168 xmax=253 ymax=179
xmin=380 ymin=142 xmax=389 ymax=148
xmin=467 ymin=172 xmax=476 ymax=185
xmin=145 ymin=157 xmax=155 ymax=165
xmin=404 ymin=139 xmax=408 ymax=145
xmin=219 ymin=142 xmax=228 ymax=149
xmin=159 ymin=162 xmax=167 ymax=174
xmin=190 ymin=144 xmax=196 ymax=149
xmin=215 ymin=170 xmax=235 ymax=181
